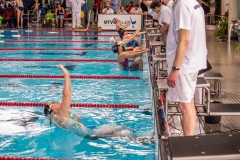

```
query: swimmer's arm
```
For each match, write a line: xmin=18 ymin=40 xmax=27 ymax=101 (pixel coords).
xmin=137 ymin=31 xmax=147 ymax=36
xmin=120 ymin=49 xmax=148 ymax=58
xmin=118 ymin=29 xmax=140 ymax=46
xmin=125 ymin=47 xmax=134 ymax=51
xmin=116 ymin=21 xmax=131 ymax=30
xmin=58 ymin=65 xmax=72 ymax=113
xmin=86 ymin=12 xmax=91 ymax=30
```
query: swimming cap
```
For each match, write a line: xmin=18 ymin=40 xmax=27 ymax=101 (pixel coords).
xmin=112 ymin=43 xmax=119 ymax=53
xmin=109 ymin=36 xmax=116 ymax=44
xmin=44 ymin=104 xmax=53 ymax=117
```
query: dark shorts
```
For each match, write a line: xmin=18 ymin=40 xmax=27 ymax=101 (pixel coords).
xmin=18 ymin=7 xmax=24 ymax=11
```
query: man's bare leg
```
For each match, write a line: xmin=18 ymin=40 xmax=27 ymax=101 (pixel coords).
xmin=178 ymin=99 xmax=196 ymax=136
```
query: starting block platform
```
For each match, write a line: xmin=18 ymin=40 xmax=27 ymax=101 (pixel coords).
xmin=169 ymin=133 xmax=240 ymax=160
xmin=157 ymin=77 xmax=240 ymax=116
xmin=147 ymin=33 xmax=163 ymax=37
xmin=147 ymin=33 xmax=164 ymax=42
xmin=209 ymin=103 xmax=240 ymax=116
xmin=204 ymin=72 xmax=224 ymax=97
xmin=149 ymin=41 xmax=165 ymax=47
xmin=145 ymin=27 xmax=158 ymax=33
xmin=157 ymin=77 xmax=211 ymax=116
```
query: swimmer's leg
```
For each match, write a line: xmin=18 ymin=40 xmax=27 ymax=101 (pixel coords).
xmin=129 ymin=57 xmax=143 ymax=71
xmin=133 ymin=47 xmax=149 ymax=54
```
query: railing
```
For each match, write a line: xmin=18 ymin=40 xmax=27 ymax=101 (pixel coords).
xmin=205 ymin=14 xmax=227 ymax=25
xmin=27 ymin=10 xmax=41 ymax=29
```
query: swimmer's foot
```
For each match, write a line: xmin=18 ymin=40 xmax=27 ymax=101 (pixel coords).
xmin=142 ymin=108 xmax=152 ymax=115
xmin=136 ymin=136 xmax=155 ymax=144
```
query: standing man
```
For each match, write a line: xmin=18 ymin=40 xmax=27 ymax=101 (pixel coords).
xmin=16 ymin=0 xmax=24 ymax=29
xmin=150 ymin=1 xmax=172 ymax=27
xmin=68 ymin=0 xmax=85 ymax=30
xmin=93 ymin=0 xmax=102 ymax=23
xmin=130 ymin=4 xmax=143 ymax=14
xmin=166 ymin=0 xmax=207 ymax=136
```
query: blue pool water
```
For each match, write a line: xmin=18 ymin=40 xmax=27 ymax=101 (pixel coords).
xmin=0 ymin=32 xmax=155 ymax=159
xmin=0 ymin=42 xmax=112 ymax=48
xmin=0 ymin=61 xmax=149 ymax=77
xmin=0 ymin=50 xmax=117 ymax=59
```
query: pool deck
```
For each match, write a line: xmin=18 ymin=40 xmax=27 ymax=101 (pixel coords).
xmin=157 ymin=30 xmax=240 ymax=160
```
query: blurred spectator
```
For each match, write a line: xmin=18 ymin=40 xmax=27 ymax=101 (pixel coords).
xmin=117 ymin=6 xmax=127 ymax=14
xmin=104 ymin=0 xmax=118 ymax=14
xmin=126 ymin=1 xmax=134 ymax=13
xmin=68 ymin=0 xmax=85 ymax=30
xmin=143 ymin=0 xmax=158 ymax=21
xmin=102 ymin=3 xmax=114 ymax=14
xmin=201 ymin=0 xmax=209 ymax=15
xmin=55 ymin=2 xmax=65 ymax=27
xmin=31 ymin=0 xmax=39 ymax=14
xmin=5 ymin=6 xmax=13 ymax=27
xmin=139 ymin=0 xmax=148 ymax=13
xmin=93 ymin=0 xmax=101 ymax=23
xmin=0 ymin=3 xmax=5 ymax=16
xmin=16 ymin=0 xmax=24 ymax=28
xmin=38 ymin=3 xmax=47 ymax=18
xmin=162 ymin=0 xmax=174 ymax=10
xmin=82 ymin=0 xmax=88 ymax=23
xmin=129 ymin=4 xmax=142 ymax=14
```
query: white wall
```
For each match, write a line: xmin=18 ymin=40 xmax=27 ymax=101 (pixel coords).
xmin=221 ymin=0 xmax=229 ymax=15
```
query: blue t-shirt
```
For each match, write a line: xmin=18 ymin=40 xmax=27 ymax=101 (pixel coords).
xmin=110 ymin=0 xmax=118 ymax=12
xmin=81 ymin=0 xmax=88 ymax=13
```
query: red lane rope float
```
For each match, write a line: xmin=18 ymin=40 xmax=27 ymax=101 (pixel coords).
xmin=33 ymin=29 xmax=116 ymax=32
xmin=0 ymin=74 xmax=140 ymax=79
xmin=0 ymin=102 xmax=139 ymax=108
xmin=4 ymin=40 xmax=110 ymax=43
xmin=0 ymin=48 xmax=111 ymax=51
xmin=21 ymin=34 xmax=117 ymax=37
xmin=0 ymin=58 xmax=134 ymax=63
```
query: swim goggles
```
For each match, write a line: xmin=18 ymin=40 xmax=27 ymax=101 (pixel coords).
xmin=48 ymin=102 xmax=54 ymax=112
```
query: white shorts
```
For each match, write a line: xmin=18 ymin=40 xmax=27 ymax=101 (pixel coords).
xmin=168 ymin=72 xmax=198 ymax=103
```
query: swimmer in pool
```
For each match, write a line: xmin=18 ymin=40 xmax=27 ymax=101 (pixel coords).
xmin=16 ymin=0 xmax=24 ymax=29
xmin=44 ymin=65 xmax=137 ymax=140
xmin=111 ymin=29 xmax=149 ymax=71
xmin=117 ymin=28 xmax=146 ymax=49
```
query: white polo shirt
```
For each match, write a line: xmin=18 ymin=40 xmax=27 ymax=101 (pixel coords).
xmin=69 ymin=0 xmax=85 ymax=11
xmin=130 ymin=7 xmax=142 ymax=14
xmin=159 ymin=5 xmax=172 ymax=25
xmin=147 ymin=6 xmax=158 ymax=20
xmin=167 ymin=0 xmax=174 ymax=10
xmin=102 ymin=8 xmax=114 ymax=14
xmin=166 ymin=0 xmax=207 ymax=74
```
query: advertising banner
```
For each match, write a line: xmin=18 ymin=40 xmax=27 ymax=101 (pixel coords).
xmin=98 ymin=14 xmax=142 ymax=30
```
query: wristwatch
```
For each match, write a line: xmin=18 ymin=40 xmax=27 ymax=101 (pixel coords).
xmin=172 ymin=66 xmax=180 ymax=71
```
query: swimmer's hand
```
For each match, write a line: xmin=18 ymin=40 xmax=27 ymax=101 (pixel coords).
xmin=58 ymin=65 xmax=69 ymax=75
